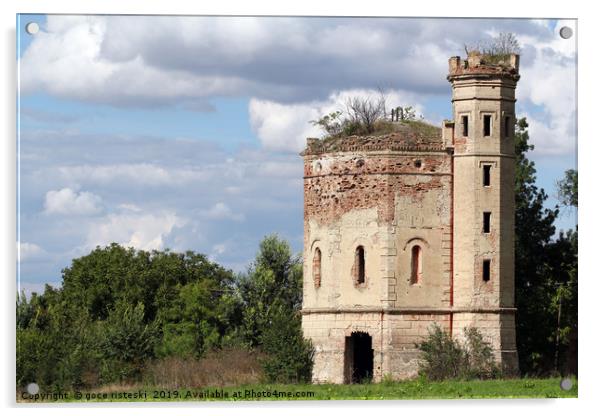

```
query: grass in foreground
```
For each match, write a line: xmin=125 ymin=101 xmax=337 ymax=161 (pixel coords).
xmin=18 ymin=377 xmax=577 ymax=403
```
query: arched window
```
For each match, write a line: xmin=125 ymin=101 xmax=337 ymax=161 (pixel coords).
xmin=313 ymin=248 xmax=322 ymax=288
xmin=354 ymin=246 xmax=366 ymax=285
xmin=410 ymin=245 xmax=422 ymax=285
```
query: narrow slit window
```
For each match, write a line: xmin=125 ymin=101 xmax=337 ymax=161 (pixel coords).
xmin=410 ymin=245 xmax=422 ymax=285
xmin=483 ymin=212 xmax=491 ymax=233
xmin=483 ymin=115 xmax=491 ymax=136
xmin=313 ymin=248 xmax=322 ymax=288
xmin=355 ymin=246 xmax=365 ymax=284
xmin=483 ymin=165 xmax=491 ymax=187
xmin=483 ymin=259 xmax=491 ymax=282
xmin=461 ymin=115 xmax=468 ymax=137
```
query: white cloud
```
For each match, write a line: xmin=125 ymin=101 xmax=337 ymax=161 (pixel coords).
xmin=21 ymin=16 xmax=250 ymax=106
xmin=202 ymin=202 xmax=245 ymax=222
xmin=118 ymin=203 xmax=142 ymax=212
xmin=44 ymin=188 xmax=103 ymax=216
xmin=249 ymin=88 xmax=426 ymax=152
xmin=56 ymin=163 xmax=211 ymax=187
xmin=515 ymin=20 xmax=576 ymax=155
xmin=85 ymin=211 xmax=186 ymax=251
xmin=20 ymin=16 xmax=556 ymax=106
xmin=18 ymin=242 xmax=45 ymax=262
xmin=522 ymin=112 xmax=576 ymax=156
xmin=211 ymin=243 xmax=227 ymax=257
xmin=249 ymin=99 xmax=323 ymax=152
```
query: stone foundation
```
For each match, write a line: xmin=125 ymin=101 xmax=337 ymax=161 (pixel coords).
xmin=302 ymin=309 xmax=518 ymax=383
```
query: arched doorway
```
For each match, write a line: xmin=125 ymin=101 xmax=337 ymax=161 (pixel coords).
xmin=344 ymin=331 xmax=374 ymax=383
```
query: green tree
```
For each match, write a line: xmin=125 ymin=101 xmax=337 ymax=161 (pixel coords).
xmin=239 ymin=234 xmax=303 ymax=346
xmin=98 ymin=301 xmax=159 ymax=382
xmin=16 ymin=285 xmax=98 ymax=390
xmin=514 ymin=117 xmax=558 ymax=374
xmin=545 ymin=228 xmax=577 ymax=375
xmin=238 ymin=235 xmax=313 ymax=381
xmin=513 ymin=118 xmax=579 ymax=375
xmin=549 ymin=168 xmax=578 ymax=374
xmin=16 ymin=244 xmax=241 ymax=389
xmin=156 ymin=279 xmax=226 ymax=358
xmin=259 ymin=301 xmax=314 ymax=383
xmin=557 ymin=169 xmax=578 ymax=208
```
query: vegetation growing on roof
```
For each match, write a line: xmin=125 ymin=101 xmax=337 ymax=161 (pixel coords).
xmin=464 ymin=32 xmax=521 ymax=66
xmin=309 ymin=92 xmax=439 ymax=146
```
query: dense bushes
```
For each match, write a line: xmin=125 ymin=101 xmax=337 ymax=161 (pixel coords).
xmin=238 ymin=235 xmax=313 ymax=383
xmin=17 ymin=236 xmax=314 ymax=390
xmin=259 ymin=302 xmax=313 ymax=383
xmin=417 ymin=325 xmax=500 ymax=381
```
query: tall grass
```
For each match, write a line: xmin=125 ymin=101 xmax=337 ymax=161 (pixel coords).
xmin=143 ymin=348 xmax=265 ymax=389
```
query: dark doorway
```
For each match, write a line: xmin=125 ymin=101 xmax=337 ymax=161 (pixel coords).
xmin=344 ymin=332 xmax=374 ymax=383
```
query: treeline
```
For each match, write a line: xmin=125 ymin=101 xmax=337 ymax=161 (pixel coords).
xmin=17 ymin=236 xmax=313 ymax=390
xmin=514 ymin=118 xmax=577 ymax=376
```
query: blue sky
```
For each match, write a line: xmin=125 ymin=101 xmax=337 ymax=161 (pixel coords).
xmin=17 ymin=15 xmax=577 ymax=294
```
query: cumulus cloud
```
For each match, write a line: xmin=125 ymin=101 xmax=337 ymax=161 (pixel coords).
xmin=56 ymin=163 xmax=211 ymax=187
xmin=521 ymin=111 xmax=576 ymax=156
xmin=515 ymin=20 xmax=576 ymax=155
xmin=20 ymin=15 xmax=554 ymax=106
xmin=201 ymin=202 xmax=245 ymax=222
xmin=20 ymin=16 xmax=250 ymax=107
xmin=18 ymin=242 xmax=45 ymax=261
xmin=44 ymin=188 xmax=103 ymax=216
xmin=249 ymin=99 xmax=323 ymax=152
xmin=249 ymin=88 xmax=426 ymax=152
xmin=20 ymin=17 xmax=574 ymax=155
xmin=85 ymin=211 xmax=186 ymax=251
xmin=117 ymin=203 xmax=142 ymax=212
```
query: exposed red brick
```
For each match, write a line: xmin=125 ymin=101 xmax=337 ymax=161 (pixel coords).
xmin=303 ymin=153 xmax=452 ymax=226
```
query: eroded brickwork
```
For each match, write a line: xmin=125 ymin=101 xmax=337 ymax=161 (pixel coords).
xmin=303 ymin=152 xmax=451 ymax=226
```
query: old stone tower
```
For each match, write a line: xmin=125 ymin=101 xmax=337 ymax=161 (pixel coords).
xmin=301 ymin=53 xmax=520 ymax=383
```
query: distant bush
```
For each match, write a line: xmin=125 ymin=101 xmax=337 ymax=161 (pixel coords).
xmin=259 ymin=301 xmax=314 ymax=383
xmin=98 ymin=301 xmax=159 ymax=383
xmin=417 ymin=325 xmax=500 ymax=381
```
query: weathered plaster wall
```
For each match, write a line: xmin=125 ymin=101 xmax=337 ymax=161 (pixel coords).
xmin=302 ymin=151 xmax=452 ymax=310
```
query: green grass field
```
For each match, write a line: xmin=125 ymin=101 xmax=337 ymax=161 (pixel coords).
xmin=18 ymin=377 xmax=577 ymax=403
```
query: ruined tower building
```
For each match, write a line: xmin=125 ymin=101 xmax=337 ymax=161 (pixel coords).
xmin=301 ymin=53 xmax=520 ymax=383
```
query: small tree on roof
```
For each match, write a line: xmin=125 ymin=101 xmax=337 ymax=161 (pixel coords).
xmin=465 ymin=32 xmax=521 ymax=64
